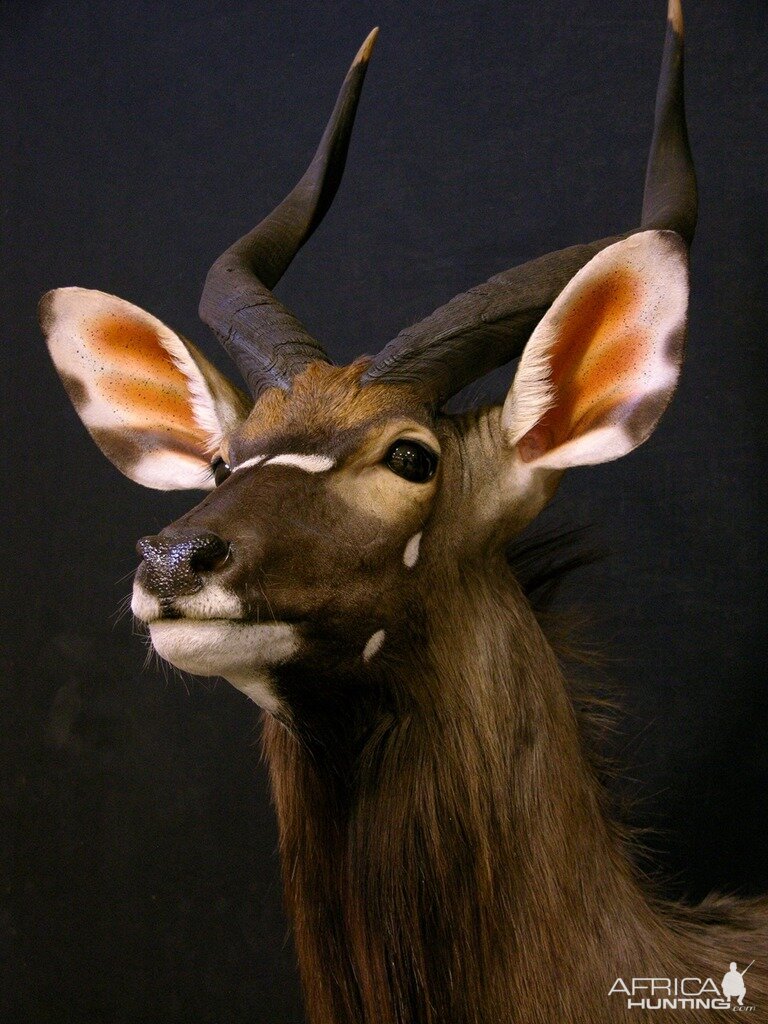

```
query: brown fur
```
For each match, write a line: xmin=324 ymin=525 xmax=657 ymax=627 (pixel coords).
xmin=42 ymin=6 xmax=760 ymax=1016
xmin=60 ymin=334 xmax=766 ymax=1021
xmin=263 ymin=552 xmax=768 ymax=1023
xmin=231 ymin=361 xmax=426 ymax=459
xmin=88 ymin=346 xmax=768 ymax=1023
xmin=145 ymin=368 xmax=768 ymax=1023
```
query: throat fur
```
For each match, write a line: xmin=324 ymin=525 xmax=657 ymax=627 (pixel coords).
xmin=261 ymin=569 xmax=767 ymax=1024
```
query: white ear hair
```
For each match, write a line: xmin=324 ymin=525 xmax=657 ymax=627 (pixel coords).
xmin=41 ymin=288 xmax=249 ymax=490
xmin=501 ymin=231 xmax=688 ymax=470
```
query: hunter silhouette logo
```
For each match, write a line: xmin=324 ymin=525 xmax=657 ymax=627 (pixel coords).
xmin=609 ymin=961 xmax=757 ymax=1011
xmin=722 ymin=961 xmax=754 ymax=1008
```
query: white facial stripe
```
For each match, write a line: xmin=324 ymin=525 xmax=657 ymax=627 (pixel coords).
xmin=233 ymin=454 xmax=266 ymax=473
xmin=363 ymin=629 xmax=386 ymax=662
xmin=264 ymin=453 xmax=335 ymax=472
xmin=403 ymin=532 xmax=422 ymax=569
xmin=232 ymin=453 xmax=335 ymax=475
xmin=148 ymin=620 xmax=300 ymax=714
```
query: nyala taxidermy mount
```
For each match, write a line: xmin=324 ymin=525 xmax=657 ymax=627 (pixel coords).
xmin=41 ymin=2 xmax=767 ymax=1022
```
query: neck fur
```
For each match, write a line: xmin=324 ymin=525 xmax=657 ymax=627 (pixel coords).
xmin=262 ymin=557 xmax=736 ymax=1024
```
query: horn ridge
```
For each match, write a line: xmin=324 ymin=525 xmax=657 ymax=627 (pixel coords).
xmin=361 ymin=235 xmax=627 ymax=400
xmin=199 ymin=28 xmax=379 ymax=399
xmin=361 ymin=1 xmax=696 ymax=405
xmin=641 ymin=0 xmax=697 ymax=242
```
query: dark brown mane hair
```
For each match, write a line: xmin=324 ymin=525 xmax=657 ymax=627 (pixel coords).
xmin=262 ymin=550 xmax=768 ymax=1023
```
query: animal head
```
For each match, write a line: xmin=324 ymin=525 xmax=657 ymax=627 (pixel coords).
xmin=41 ymin=3 xmax=695 ymax=718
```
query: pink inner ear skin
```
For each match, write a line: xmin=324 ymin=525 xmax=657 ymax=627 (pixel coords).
xmin=87 ymin=315 xmax=182 ymax=381
xmin=82 ymin=314 xmax=209 ymax=444
xmin=97 ymin=377 xmax=202 ymax=435
xmin=532 ymin=269 xmax=657 ymax=457
xmin=42 ymin=288 xmax=236 ymax=488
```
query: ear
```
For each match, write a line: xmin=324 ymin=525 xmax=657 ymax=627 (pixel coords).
xmin=40 ymin=287 xmax=250 ymax=490
xmin=501 ymin=231 xmax=688 ymax=469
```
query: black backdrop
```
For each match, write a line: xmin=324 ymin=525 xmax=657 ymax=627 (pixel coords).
xmin=2 ymin=1 xmax=766 ymax=1022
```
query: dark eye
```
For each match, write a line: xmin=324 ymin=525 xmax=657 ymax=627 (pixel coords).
xmin=211 ymin=456 xmax=231 ymax=486
xmin=384 ymin=440 xmax=437 ymax=483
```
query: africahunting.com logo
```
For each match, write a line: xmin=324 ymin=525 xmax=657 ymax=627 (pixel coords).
xmin=609 ymin=961 xmax=756 ymax=1012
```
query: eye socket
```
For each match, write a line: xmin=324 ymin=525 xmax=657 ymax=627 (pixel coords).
xmin=384 ymin=439 xmax=438 ymax=483
xmin=211 ymin=456 xmax=231 ymax=486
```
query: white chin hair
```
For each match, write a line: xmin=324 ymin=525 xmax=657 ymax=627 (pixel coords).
xmin=148 ymin=620 xmax=299 ymax=713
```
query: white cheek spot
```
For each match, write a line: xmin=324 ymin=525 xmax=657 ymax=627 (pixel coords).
xmin=233 ymin=454 xmax=266 ymax=473
xmin=264 ymin=453 xmax=335 ymax=473
xmin=363 ymin=629 xmax=386 ymax=663
xmin=403 ymin=531 xmax=422 ymax=569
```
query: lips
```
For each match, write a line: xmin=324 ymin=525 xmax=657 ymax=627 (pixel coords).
xmin=146 ymin=618 xmax=301 ymax=686
xmin=143 ymin=611 xmax=240 ymax=624
xmin=131 ymin=580 xmax=243 ymax=625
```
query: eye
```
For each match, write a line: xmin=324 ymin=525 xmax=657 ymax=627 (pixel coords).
xmin=211 ymin=456 xmax=231 ymax=486
xmin=384 ymin=439 xmax=438 ymax=483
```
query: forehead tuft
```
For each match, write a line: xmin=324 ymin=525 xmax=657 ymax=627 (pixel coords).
xmin=235 ymin=360 xmax=427 ymax=452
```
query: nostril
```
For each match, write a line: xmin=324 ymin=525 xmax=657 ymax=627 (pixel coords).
xmin=134 ymin=531 xmax=229 ymax=599
xmin=189 ymin=533 xmax=230 ymax=573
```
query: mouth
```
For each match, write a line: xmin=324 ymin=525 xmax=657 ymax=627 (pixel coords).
xmin=146 ymin=617 xmax=301 ymax=680
xmin=131 ymin=579 xmax=245 ymax=626
xmin=132 ymin=580 xmax=301 ymax=700
xmin=143 ymin=612 xmax=247 ymax=625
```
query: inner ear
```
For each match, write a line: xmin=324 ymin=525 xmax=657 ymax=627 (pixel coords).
xmin=41 ymin=287 xmax=250 ymax=490
xmin=501 ymin=231 xmax=689 ymax=470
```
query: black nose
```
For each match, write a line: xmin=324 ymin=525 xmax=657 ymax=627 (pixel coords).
xmin=136 ymin=530 xmax=230 ymax=601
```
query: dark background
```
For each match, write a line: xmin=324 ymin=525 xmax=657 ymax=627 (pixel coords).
xmin=1 ymin=1 xmax=766 ymax=1021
